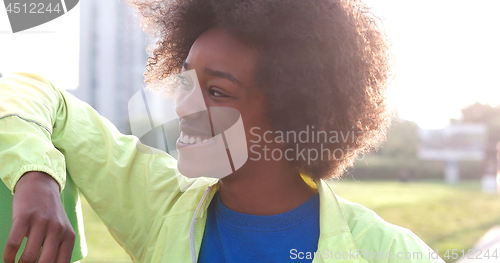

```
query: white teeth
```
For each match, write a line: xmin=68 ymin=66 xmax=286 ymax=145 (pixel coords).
xmin=179 ymin=132 xmax=213 ymax=144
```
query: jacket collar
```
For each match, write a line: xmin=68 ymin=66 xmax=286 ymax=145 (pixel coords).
xmin=315 ymin=180 xmax=368 ymax=262
xmin=191 ymin=179 xmax=368 ymax=262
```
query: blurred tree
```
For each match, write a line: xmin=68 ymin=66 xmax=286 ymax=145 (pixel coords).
xmin=459 ymin=102 xmax=500 ymax=144
xmin=458 ymin=102 xmax=500 ymax=176
xmin=378 ymin=120 xmax=419 ymax=160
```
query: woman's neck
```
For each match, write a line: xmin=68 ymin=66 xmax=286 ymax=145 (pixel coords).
xmin=218 ymin=159 xmax=318 ymax=215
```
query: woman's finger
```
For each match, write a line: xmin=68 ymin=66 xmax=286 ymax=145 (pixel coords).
xmin=3 ymin=217 xmax=29 ymax=263
xmin=19 ymin=220 xmax=48 ymax=263
xmin=36 ymin=232 xmax=61 ymax=263
xmin=55 ymin=232 xmax=75 ymax=263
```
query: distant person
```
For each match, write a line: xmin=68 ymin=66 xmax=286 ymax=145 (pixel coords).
xmin=1 ymin=0 xmax=444 ymax=262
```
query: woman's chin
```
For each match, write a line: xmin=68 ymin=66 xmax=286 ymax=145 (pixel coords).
xmin=176 ymin=146 xmax=234 ymax=179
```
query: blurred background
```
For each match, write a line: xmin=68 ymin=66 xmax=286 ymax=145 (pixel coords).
xmin=1 ymin=0 xmax=499 ymax=262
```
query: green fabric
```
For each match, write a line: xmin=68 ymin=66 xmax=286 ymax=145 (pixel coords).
xmin=0 ymin=73 xmax=444 ymax=263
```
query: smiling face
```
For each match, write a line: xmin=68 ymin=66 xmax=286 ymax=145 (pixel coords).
xmin=174 ymin=27 xmax=271 ymax=178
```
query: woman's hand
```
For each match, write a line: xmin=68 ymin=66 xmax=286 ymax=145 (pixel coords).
xmin=3 ymin=171 xmax=75 ymax=263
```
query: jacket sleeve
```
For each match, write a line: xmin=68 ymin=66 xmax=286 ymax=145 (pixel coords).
xmin=0 ymin=72 xmax=190 ymax=262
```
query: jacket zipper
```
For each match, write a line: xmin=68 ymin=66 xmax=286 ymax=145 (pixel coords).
xmin=189 ymin=185 xmax=211 ymax=263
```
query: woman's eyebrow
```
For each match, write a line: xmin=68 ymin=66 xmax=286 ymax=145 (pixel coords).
xmin=183 ymin=60 xmax=242 ymax=86
xmin=203 ymin=67 xmax=242 ymax=86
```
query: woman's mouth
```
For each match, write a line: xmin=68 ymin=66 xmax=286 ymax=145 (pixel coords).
xmin=177 ymin=131 xmax=214 ymax=145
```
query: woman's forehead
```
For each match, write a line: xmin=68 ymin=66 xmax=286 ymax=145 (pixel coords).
xmin=185 ymin=28 xmax=257 ymax=83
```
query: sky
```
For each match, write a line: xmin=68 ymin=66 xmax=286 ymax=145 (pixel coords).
xmin=0 ymin=1 xmax=80 ymax=90
xmin=1 ymin=0 xmax=499 ymax=129
xmin=364 ymin=0 xmax=500 ymax=128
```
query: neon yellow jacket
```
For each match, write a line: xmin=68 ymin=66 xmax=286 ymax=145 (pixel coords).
xmin=0 ymin=73 xmax=444 ymax=263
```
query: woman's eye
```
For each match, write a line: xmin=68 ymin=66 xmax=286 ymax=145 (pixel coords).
xmin=209 ymin=88 xmax=228 ymax=98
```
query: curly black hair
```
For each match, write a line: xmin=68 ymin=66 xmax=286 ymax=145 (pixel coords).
xmin=127 ymin=0 xmax=394 ymax=180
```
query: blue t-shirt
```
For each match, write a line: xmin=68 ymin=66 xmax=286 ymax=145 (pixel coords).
xmin=198 ymin=192 xmax=320 ymax=262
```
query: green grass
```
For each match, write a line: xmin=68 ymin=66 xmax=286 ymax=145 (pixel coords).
xmin=79 ymin=196 xmax=132 ymax=263
xmin=328 ymin=179 xmax=500 ymax=262
xmin=79 ymin=180 xmax=500 ymax=263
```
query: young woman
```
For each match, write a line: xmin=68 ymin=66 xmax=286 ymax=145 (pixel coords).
xmin=0 ymin=0 xmax=443 ymax=262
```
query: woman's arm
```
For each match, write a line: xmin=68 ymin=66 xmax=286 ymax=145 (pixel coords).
xmin=0 ymin=72 xmax=186 ymax=262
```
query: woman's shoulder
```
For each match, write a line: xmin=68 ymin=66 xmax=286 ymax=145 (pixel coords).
xmin=335 ymin=194 xmax=418 ymax=244
xmin=335 ymin=195 xmax=443 ymax=262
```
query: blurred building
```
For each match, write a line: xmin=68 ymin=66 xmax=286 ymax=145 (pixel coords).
xmin=71 ymin=0 xmax=151 ymax=134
